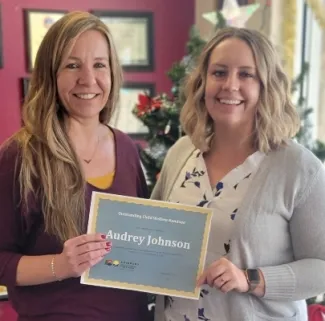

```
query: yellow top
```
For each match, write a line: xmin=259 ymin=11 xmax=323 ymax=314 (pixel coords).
xmin=87 ymin=172 xmax=115 ymax=189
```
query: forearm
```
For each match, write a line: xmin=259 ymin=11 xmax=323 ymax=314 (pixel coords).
xmin=259 ymin=259 xmax=325 ymax=301
xmin=16 ymin=255 xmax=63 ymax=286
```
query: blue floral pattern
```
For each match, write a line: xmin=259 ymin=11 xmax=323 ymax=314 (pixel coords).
xmin=164 ymin=149 xmax=265 ymax=321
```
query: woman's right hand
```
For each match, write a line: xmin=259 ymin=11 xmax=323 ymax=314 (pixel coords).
xmin=55 ymin=233 xmax=111 ymax=280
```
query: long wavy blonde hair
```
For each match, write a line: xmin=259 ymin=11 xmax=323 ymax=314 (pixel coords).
xmin=181 ymin=27 xmax=300 ymax=152
xmin=10 ymin=11 xmax=123 ymax=243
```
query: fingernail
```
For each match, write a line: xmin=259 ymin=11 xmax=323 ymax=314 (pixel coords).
xmin=105 ymin=247 xmax=111 ymax=251
xmin=106 ymin=241 xmax=112 ymax=246
xmin=101 ymin=234 xmax=106 ymax=239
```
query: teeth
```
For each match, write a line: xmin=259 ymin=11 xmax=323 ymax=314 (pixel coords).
xmin=219 ymin=99 xmax=241 ymax=105
xmin=75 ymin=94 xmax=97 ymax=100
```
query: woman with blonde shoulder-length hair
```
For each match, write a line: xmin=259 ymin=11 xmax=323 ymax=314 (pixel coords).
xmin=153 ymin=27 xmax=325 ymax=321
xmin=0 ymin=11 xmax=150 ymax=321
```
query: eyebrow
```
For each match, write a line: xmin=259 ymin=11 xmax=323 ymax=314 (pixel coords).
xmin=67 ymin=56 xmax=109 ymax=62
xmin=210 ymin=63 xmax=255 ymax=70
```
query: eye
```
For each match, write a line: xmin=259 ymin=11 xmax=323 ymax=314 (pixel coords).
xmin=66 ymin=63 xmax=79 ymax=69
xmin=240 ymin=71 xmax=254 ymax=78
xmin=94 ymin=62 xmax=106 ymax=68
xmin=213 ymin=70 xmax=226 ymax=77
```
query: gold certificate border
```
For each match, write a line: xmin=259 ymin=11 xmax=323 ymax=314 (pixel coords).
xmin=82 ymin=192 xmax=212 ymax=299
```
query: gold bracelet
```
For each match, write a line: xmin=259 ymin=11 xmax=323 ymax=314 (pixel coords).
xmin=50 ymin=256 xmax=61 ymax=281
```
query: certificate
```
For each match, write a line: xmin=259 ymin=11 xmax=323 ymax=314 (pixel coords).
xmin=81 ymin=193 xmax=212 ymax=299
xmin=92 ymin=11 xmax=154 ymax=71
xmin=24 ymin=10 xmax=67 ymax=71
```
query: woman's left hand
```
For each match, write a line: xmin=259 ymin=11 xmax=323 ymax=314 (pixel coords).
xmin=197 ymin=257 xmax=249 ymax=293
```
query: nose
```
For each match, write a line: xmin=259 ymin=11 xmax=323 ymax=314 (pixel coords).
xmin=78 ymin=66 xmax=96 ymax=86
xmin=222 ymin=72 xmax=239 ymax=92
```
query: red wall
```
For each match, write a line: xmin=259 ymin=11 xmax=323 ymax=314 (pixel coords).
xmin=0 ymin=0 xmax=194 ymax=144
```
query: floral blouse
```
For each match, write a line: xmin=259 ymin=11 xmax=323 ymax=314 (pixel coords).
xmin=164 ymin=149 xmax=265 ymax=321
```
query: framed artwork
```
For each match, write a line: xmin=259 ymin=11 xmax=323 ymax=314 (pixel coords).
xmin=24 ymin=9 xmax=67 ymax=71
xmin=0 ymin=4 xmax=3 ymax=68
xmin=110 ymin=82 xmax=155 ymax=138
xmin=21 ymin=77 xmax=30 ymax=98
xmin=0 ymin=285 xmax=7 ymax=299
xmin=92 ymin=11 xmax=154 ymax=71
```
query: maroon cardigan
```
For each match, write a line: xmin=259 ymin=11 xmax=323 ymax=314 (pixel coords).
xmin=0 ymin=128 xmax=150 ymax=321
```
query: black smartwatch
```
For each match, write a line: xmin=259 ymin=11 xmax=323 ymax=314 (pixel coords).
xmin=244 ymin=269 xmax=260 ymax=292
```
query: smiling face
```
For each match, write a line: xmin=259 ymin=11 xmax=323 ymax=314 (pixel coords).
xmin=204 ymin=37 xmax=260 ymax=130
xmin=56 ymin=29 xmax=111 ymax=121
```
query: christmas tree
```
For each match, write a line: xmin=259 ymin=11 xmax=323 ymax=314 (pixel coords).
xmin=292 ymin=63 xmax=325 ymax=161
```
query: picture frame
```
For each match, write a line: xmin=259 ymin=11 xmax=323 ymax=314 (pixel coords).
xmin=0 ymin=4 xmax=3 ymax=68
xmin=110 ymin=82 xmax=155 ymax=138
xmin=24 ymin=9 xmax=67 ymax=72
xmin=21 ymin=77 xmax=30 ymax=98
xmin=91 ymin=10 xmax=154 ymax=71
xmin=0 ymin=285 xmax=7 ymax=299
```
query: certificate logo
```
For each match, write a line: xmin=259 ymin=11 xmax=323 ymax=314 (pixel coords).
xmin=104 ymin=259 xmax=113 ymax=266
xmin=112 ymin=260 xmax=120 ymax=266
xmin=104 ymin=259 xmax=139 ymax=270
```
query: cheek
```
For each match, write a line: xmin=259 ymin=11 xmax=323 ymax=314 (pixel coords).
xmin=204 ymin=83 xmax=214 ymax=98
xmin=99 ymin=72 xmax=111 ymax=86
xmin=246 ymin=82 xmax=260 ymax=101
xmin=204 ymin=78 xmax=219 ymax=98
xmin=56 ymin=75 xmax=72 ymax=98
xmin=250 ymin=88 xmax=260 ymax=107
xmin=56 ymin=81 xmax=65 ymax=101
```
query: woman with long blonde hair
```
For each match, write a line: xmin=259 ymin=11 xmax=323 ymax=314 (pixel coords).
xmin=0 ymin=11 xmax=150 ymax=321
xmin=153 ymin=27 xmax=325 ymax=321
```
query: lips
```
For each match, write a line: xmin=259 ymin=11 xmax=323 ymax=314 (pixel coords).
xmin=74 ymin=93 xmax=99 ymax=100
xmin=217 ymin=98 xmax=243 ymax=105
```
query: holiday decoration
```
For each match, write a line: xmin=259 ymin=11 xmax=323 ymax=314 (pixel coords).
xmin=202 ymin=0 xmax=260 ymax=28
xmin=282 ymin=0 xmax=297 ymax=78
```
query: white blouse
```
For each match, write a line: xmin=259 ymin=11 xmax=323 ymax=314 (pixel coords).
xmin=164 ymin=149 xmax=265 ymax=321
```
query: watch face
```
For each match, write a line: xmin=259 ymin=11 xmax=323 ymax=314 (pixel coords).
xmin=247 ymin=269 xmax=260 ymax=283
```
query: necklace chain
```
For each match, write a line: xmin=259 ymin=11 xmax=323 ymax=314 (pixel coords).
xmin=83 ymin=135 xmax=100 ymax=164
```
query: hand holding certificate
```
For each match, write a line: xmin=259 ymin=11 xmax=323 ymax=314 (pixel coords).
xmin=81 ymin=193 xmax=212 ymax=299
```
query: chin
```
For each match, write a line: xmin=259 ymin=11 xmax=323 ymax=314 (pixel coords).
xmin=212 ymin=115 xmax=244 ymax=126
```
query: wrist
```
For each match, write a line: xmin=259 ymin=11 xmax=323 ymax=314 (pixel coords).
xmin=244 ymin=268 xmax=265 ymax=297
xmin=50 ymin=254 xmax=65 ymax=281
xmin=244 ymin=268 xmax=260 ymax=292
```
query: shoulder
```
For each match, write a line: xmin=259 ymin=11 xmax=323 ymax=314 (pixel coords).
xmin=266 ymin=140 xmax=325 ymax=203
xmin=0 ymin=139 xmax=21 ymax=174
xmin=111 ymin=127 xmax=139 ymax=156
xmin=269 ymin=140 xmax=323 ymax=177
xmin=163 ymin=135 xmax=195 ymax=165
